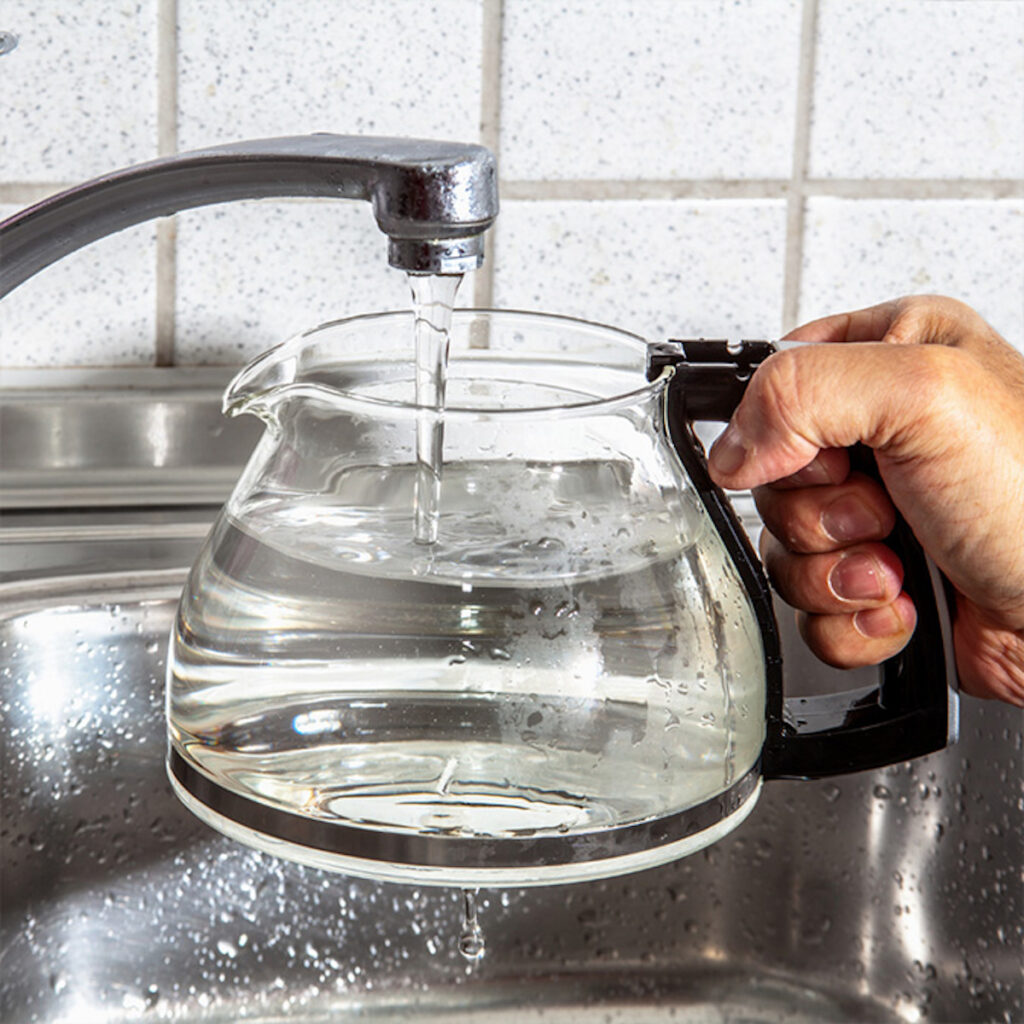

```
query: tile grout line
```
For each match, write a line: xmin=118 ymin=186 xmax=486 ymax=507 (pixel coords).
xmin=473 ymin=179 xmax=1024 ymax=202
xmin=805 ymin=179 xmax=1024 ymax=199
xmin=154 ymin=0 xmax=178 ymax=367
xmin=782 ymin=0 xmax=820 ymax=333
xmin=501 ymin=180 xmax=793 ymax=200
xmin=3 ymin=176 xmax=1020 ymax=207
xmin=473 ymin=0 xmax=503 ymax=312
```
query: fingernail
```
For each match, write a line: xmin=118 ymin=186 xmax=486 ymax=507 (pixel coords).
xmin=854 ymin=604 xmax=905 ymax=639
xmin=829 ymin=552 xmax=888 ymax=601
xmin=709 ymin=423 xmax=747 ymax=477
xmin=821 ymin=495 xmax=883 ymax=543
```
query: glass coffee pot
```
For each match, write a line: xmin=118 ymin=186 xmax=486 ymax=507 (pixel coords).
xmin=167 ymin=308 xmax=958 ymax=887
xmin=0 ymin=133 xmax=955 ymax=888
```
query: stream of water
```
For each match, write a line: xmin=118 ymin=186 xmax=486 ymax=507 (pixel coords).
xmin=409 ymin=273 xmax=463 ymax=546
xmin=409 ymin=274 xmax=490 ymax=961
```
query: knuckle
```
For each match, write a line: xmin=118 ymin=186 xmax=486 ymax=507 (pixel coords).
xmin=881 ymin=344 xmax=975 ymax=446
xmin=890 ymin=294 xmax=976 ymax=345
xmin=752 ymin=350 xmax=803 ymax=431
xmin=906 ymin=342 xmax=971 ymax=393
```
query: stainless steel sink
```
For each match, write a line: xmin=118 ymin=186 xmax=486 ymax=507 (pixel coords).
xmin=2 ymin=371 xmax=1020 ymax=1023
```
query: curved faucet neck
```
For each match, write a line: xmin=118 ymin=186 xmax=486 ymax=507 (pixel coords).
xmin=0 ymin=134 xmax=499 ymax=296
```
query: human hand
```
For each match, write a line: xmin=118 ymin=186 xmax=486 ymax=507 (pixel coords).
xmin=707 ymin=295 xmax=1024 ymax=706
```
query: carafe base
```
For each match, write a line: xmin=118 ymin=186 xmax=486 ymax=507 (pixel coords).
xmin=167 ymin=750 xmax=762 ymax=888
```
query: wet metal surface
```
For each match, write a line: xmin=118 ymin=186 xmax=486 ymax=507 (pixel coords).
xmin=4 ymin=575 xmax=1021 ymax=1022
xmin=1 ymin=376 xmax=1021 ymax=1022
xmin=0 ymin=369 xmax=257 ymax=510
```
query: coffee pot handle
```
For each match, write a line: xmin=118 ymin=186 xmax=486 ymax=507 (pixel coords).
xmin=649 ymin=340 xmax=959 ymax=780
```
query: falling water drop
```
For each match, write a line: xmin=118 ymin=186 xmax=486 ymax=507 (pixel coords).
xmin=458 ymin=888 xmax=486 ymax=961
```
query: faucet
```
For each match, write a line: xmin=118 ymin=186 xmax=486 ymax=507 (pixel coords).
xmin=0 ymin=134 xmax=499 ymax=296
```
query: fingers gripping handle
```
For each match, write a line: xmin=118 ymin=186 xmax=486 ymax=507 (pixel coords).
xmin=648 ymin=340 xmax=959 ymax=780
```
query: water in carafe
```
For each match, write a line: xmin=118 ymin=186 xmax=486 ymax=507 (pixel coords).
xmin=169 ymin=470 xmax=761 ymax=831
xmin=166 ymin=304 xmax=766 ymax=884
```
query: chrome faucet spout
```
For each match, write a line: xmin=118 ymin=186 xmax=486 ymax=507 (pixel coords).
xmin=0 ymin=134 xmax=499 ymax=295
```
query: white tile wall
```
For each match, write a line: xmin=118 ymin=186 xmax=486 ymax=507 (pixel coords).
xmin=0 ymin=1 xmax=159 ymax=182
xmin=174 ymin=199 xmax=471 ymax=364
xmin=176 ymin=0 xmax=484 ymax=150
xmin=810 ymin=1 xmax=1024 ymax=180
xmin=0 ymin=0 xmax=1022 ymax=368
xmin=800 ymin=199 xmax=1024 ymax=340
xmin=0 ymin=206 xmax=157 ymax=366
xmin=500 ymin=0 xmax=802 ymax=181
xmin=493 ymin=199 xmax=787 ymax=342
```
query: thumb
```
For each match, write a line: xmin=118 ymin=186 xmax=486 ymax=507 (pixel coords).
xmin=707 ymin=341 xmax=959 ymax=490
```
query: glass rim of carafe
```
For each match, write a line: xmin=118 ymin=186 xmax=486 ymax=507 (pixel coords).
xmin=224 ymin=307 xmax=675 ymax=423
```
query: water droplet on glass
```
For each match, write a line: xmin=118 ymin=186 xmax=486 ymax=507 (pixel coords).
xmin=873 ymin=784 xmax=892 ymax=800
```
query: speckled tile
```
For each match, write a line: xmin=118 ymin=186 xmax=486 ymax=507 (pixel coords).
xmin=177 ymin=0 xmax=484 ymax=151
xmin=491 ymin=199 xmax=787 ymax=343
xmin=173 ymin=200 xmax=479 ymax=364
xmin=0 ymin=204 xmax=157 ymax=366
xmin=500 ymin=1 xmax=801 ymax=181
xmin=810 ymin=1 xmax=1024 ymax=179
xmin=799 ymin=198 xmax=1024 ymax=350
xmin=0 ymin=1 xmax=159 ymax=181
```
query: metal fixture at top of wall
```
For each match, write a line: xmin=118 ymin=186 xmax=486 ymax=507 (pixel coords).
xmin=0 ymin=134 xmax=500 ymax=295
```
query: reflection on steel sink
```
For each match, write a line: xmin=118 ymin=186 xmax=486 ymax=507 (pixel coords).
xmin=1 ymin=374 xmax=1021 ymax=1023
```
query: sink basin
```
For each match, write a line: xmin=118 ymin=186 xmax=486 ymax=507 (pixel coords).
xmin=2 ymin=372 xmax=1020 ymax=1023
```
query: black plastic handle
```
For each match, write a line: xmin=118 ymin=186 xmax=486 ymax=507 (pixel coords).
xmin=649 ymin=340 xmax=958 ymax=780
